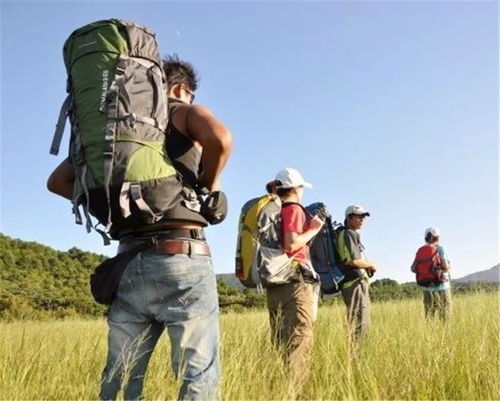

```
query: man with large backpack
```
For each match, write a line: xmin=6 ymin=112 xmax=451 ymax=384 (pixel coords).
xmin=411 ymin=227 xmax=452 ymax=320
xmin=47 ymin=50 xmax=232 ymax=400
xmin=336 ymin=205 xmax=377 ymax=344
xmin=265 ymin=168 xmax=324 ymax=387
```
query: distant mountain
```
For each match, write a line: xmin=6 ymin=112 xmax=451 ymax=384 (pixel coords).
xmin=217 ymin=273 xmax=244 ymax=289
xmin=218 ymin=265 xmax=500 ymax=288
xmin=454 ymin=264 xmax=499 ymax=284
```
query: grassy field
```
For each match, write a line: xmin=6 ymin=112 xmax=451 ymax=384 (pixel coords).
xmin=0 ymin=292 xmax=498 ymax=400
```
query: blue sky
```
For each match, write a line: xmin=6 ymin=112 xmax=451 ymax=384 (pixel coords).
xmin=1 ymin=1 xmax=498 ymax=283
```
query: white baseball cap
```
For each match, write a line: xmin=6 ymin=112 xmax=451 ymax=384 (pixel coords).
xmin=345 ymin=204 xmax=370 ymax=217
xmin=425 ymin=227 xmax=441 ymax=237
xmin=275 ymin=168 xmax=313 ymax=189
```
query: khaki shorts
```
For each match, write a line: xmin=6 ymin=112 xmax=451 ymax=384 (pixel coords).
xmin=424 ymin=289 xmax=452 ymax=320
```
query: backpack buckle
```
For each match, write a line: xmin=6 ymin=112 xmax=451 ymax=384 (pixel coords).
xmin=190 ymin=229 xmax=205 ymax=241
xmin=116 ymin=58 xmax=128 ymax=75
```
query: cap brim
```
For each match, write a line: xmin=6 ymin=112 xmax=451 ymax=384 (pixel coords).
xmin=277 ymin=182 xmax=313 ymax=189
xmin=353 ymin=211 xmax=370 ymax=217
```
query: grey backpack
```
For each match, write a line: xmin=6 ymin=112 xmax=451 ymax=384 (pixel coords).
xmin=256 ymin=197 xmax=301 ymax=288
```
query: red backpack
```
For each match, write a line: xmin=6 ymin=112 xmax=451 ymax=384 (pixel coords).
xmin=414 ymin=244 xmax=445 ymax=287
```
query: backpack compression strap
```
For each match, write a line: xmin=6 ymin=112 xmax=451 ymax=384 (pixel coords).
xmin=49 ymin=94 xmax=71 ymax=155
xmin=102 ymin=57 xmax=127 ymax=229
xmin=119 ymin=182 xmax=163 ymax=223
xmin=49 ymin=98 xmax=112 ymax=246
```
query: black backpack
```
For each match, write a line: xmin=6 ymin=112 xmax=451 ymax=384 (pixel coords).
xmin=306 ymin=202 xmax=345 ymax=294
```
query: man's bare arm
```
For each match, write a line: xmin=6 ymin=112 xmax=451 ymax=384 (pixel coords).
xmin=185 ymin=105 xmax=232 ymax=191
xmin=47 ymin=159 xmax=74 ymax=200
xmin=347 ymin=259 xmax=378 ymax=272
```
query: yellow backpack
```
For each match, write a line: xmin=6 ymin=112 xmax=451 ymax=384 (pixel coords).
xmin=235 ymin=194 xmax=283 ymax=288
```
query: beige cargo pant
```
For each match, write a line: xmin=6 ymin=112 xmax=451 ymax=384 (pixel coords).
xmin=424 ymin=289 xmax=452 ymax=320
xmin=341 ymin=279 xmax=371 ymax=343
xmin=266 ymin=281 xmax=316 ymax=385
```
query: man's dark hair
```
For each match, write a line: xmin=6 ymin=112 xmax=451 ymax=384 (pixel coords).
xmin=162 ymin=54 xmax=199 ymax=91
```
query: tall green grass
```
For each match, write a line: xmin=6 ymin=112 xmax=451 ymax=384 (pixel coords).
xmin=1 ymin=292 xmax=498 ymax=400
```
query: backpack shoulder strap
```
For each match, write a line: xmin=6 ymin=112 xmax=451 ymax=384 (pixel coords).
xmin=166 ymin=100 xmax=209 ymax=195
xmin=432 ymin=244 xmax=442 ymax=264
xmin=281 ymin=201 xmax=312 ymax=224
xmin=281 ymin=201 xmax=309 ymax=214
xmin=168 ymin=99 xmax=182 ymax=116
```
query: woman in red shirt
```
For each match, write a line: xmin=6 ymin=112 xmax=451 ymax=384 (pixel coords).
xmin=266 ymin=167 xmax=324 ymax=388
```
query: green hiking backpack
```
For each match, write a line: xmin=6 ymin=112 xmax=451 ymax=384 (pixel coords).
xmin=50 ymin=19 xmax=195 ymax=243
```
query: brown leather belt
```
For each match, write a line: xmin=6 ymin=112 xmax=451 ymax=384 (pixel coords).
xmin=156 ymin=240 xmax=211 ymax=257
xmin=118 ymin=239 xmax=211 ymax=257
xmin=119 ymin=228 xmax=206 ymax=243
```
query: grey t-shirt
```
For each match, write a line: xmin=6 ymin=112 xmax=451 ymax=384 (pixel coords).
xmin=337 ymin=228 xmax=367 ymax=281
xmin=338 ymin=229 xmax=364 ymax=262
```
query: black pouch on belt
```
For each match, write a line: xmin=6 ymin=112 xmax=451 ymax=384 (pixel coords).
xmin=200 ymin=191 xmax=228 ymax=225
xmin=90 ymin=240 xmax=152 ymax=305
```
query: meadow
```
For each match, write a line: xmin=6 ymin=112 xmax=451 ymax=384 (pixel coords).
xmin=1 ymin=292 xmax=498 ymax=400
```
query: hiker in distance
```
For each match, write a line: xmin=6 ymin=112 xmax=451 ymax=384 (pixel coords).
xmin=411 ymin=227 xmax=452 ymax=320
xmin=48 ymin=55 xmax=232 ymax=400
xmin=266 ymin=168 xmax=324 ymax=386
xmin=337 ymin=205 xmax=377 ymax=344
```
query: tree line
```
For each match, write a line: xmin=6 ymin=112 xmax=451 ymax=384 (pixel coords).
xmin=0 ymin=234 xmax=497 ymax=320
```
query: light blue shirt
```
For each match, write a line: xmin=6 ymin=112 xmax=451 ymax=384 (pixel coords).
xmin=424 ymin=244 xmax=451 ymax=291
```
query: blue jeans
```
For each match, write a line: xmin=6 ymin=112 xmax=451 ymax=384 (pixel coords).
xmin=100 ymin=249 xmax=220 ymax=401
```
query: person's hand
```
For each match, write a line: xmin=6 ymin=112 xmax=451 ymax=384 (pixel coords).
xmin=310 ymin=215 xmax=325 ymax=232
xmin=368 ymin=263 xmax=378 ymax=273
xmin=199 ymin=174 xmax=220 ymax=192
